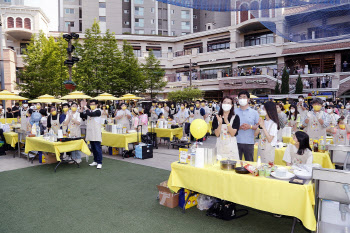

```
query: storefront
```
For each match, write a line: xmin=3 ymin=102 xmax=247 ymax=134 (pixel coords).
xmin=219 ymin=77 xmax=276 ymax=96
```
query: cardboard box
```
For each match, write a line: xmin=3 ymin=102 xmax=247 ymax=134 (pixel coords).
xmin=44 ymin=153 xmax=58 ymax=164
xmin=157 ymin=181 xmax=179 ymax=208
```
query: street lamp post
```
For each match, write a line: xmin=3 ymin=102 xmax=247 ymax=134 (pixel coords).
xmin=184 ymin=59 xmax=197 ymax=87
xmin=0 ymin=16 xmax=5 ymax=91
xmin=63 ymin=24 xmax=80 ymax=82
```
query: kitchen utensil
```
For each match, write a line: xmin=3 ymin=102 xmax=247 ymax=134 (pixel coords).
xmin=220 ymin=160 xmax=237 ymax=170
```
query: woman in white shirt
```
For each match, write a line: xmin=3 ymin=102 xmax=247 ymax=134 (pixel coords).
xmin=66 ymin=102 xmax=83 ymax=163
xmin=255 ymin=101 xmax=279 ymax=164
xmin=283 ymin=131 xmax=313 ymax=166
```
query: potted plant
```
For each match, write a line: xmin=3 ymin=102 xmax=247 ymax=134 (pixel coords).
xmin=63 ymin=80 xmax=76 ymax=90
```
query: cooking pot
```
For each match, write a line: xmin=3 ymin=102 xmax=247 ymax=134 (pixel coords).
xmin=220 ymin=160 xmax=237 ymax=171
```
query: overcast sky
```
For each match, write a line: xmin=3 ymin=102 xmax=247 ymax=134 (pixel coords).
xmin=24 ymin=0 xmax=58 ymax=31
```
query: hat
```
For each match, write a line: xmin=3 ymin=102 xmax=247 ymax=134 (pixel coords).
xmin=132 ymin=108 xmax=139 ymax=115
xmin=22 ymin=100 xmax=28 ymax=104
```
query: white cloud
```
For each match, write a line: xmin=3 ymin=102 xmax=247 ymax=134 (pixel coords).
xmin=24 ymin=0 xmax=58 ymax=31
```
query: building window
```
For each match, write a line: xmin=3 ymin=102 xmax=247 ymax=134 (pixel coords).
xmin=171 ymin=31 xmax=175 ymax=36
xmin=134 ymin=0 xmax=143 ymax=4
xmin=193 ymin=15 xmax=197 ymax=19
xmin=7 ymin=17 xmax=14 ymax=28
xmin=151 ymin=19 xmax=155 ymax=24
xmin=65 ymin=21 xmax=75 ymax=28
xmin=99 ymin=16 xmax=106 ymax=22
xmin=16 ymin=17 xmax=23 ymax=28
xmin=135 ymin=29 xmax=144 ymax=34
xmin=4 ymin=0 xmax=11 ymax=2
xmin=124 ymin=10 xmax=129 ymax=14
xmin=65 ymin=8 xmax=75 ymax=14
xmin=99 ymin=2 xmax=106 ymax=8
xmin=135 ymin=7 xmax=144 ymax=16
xmin=147 ymin=48 xmax=162 ymax=57
xmin=151 ymin=7 xmax=154 ymax=13
xmin=207 ymin=39 xmax=230 ymax=52
xmin=168 ymin=47 xmax=173 ymax=52
xmin=135 ymin=18 xmax=144 ymax=27
xmin=20 ymin=43 xmax=29 ymax=55
xmin=151 ymin=30 xmax=156 ymax=34
xmin=171 ymin=20 xmax=175 ymax=25
xmin=24 ymin=18 xmax=31 ymax=29
xmin=181 ymin=10 xmax=190 ymax=19
xmin=181 ymin=21 xmax=190 ymax=30
xmin=133 ymin=48 xmax=141 ymax=57
xmin=194 ymin=25 xmax=197 ymax=29
xmin=124 ymin=21 xmax=130 ymax=25
xmin=171 ymin=9 xmax=175 ymax=14
xmin=244 ymin=32 xmax=274 ymax=47
xmin=124 ymin=0 xmax=129 ymax=2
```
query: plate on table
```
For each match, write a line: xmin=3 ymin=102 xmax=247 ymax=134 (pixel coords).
xmin=271 ymin=171 xmax=295 ymax=180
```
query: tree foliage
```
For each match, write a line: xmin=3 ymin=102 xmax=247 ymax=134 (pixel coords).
xmin=295 ymin=74 xmax=303 ymax=94
xmin=281 ymin=67 xmax=290 ymax=94
xmin=17 ymin=31 xmax=69 ymax=98
xmin=274 ymin=82 xmax=280 ymax=94
xmin=168 ymin=87 xmax=203 ymax=102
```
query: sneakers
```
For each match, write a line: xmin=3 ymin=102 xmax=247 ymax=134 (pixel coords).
xmin=89 ymin=162 xmax=98 ymax=166
xmin=97 ymin=164 xmax=102 ymax=169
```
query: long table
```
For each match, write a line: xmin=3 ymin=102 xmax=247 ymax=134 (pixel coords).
xmin=168 ymin=162 xmax=316 ymax=231
xmin=148 ymin=127 xmax=183 ymax=139
xmin=4 ymin=131 xmax=18 ymax=148
xmin=0 ymin=118 xmax=18 ymax=124
xmin=101 ymin=131 xmax=140 ymax=150
xmin=253 ymin=145 xmax=334 ymax=169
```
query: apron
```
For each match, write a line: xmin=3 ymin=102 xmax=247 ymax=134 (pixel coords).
xmin=68 ymin=112 xmax=81 ymax=138
xmin=289 ymin=146 xmax=312 ymax=165
xmin=188 ymin=110 xmax=194 ymax=123
xmin=204 ymin=106 xmax=210 ymax=123
xmin=328 ymin=114 xmax=338 ymax=127
xmin=177 ymin=110 xmax=187 ymax=126
xmin=118 ymin=110 xmax=130 ymax=130
xmin=51 ymin=114 xmax=60 ymax=135
xmin=216 ymin=115 xmax=239 ymax=160
xmin=194 ymin=108 xmax=203 ymax=120
xmin=86 ymin=114 xmax=102 ymax=142
xmin=304 ymin=112 xmax=327 ymax=141
xmin=20 ymin=108 xmax=28 ymax=131
xmin=61 ymin=114 xmax=68 ymax=134
xmin=297 ymin=104 xmax=307 ymax=121
xmin=101 ymin=110 xmax=108 ymax=121
xmin=170 ymin=108 xmax=176 ymax=115
xmin=163 ymin=106 xmax=169 ymax=118
xmin=257 ymin=122 xmax=275 ymax=164
xmin=150 ymin=106 xmax=158 ymax=123
xmin=334 ymin=128 xmax=348 ymax=145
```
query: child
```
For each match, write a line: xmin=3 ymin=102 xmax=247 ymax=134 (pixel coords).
xmin=255 ymin=101 xmax=279 ymax=164
xmin=329 ymin=116 xmax=350 ymax=145
xmin=287 ymin=105 xmax=300 ymax=133
xmin=283 ymin=131 xmax=313 ymax=166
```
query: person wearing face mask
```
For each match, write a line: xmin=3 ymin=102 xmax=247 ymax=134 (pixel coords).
xmin=39 ymin=109 xmax=48 ymax=134
xmin=12 ymin=102 xmax=20 ymax=119
xmin=176 ymin=103 xmax=189 ymax=126
xmin=34 ymin=103 xmax=42 ymax=112
xmin=276 ymin=103 xmax=288 ymax=141
xmin=235 ymin=91 xmax=259 ymax=162
xmin=302 ymin=98 xmax=329 ymax=140
xmin=150 ymin=101 xmax=158 ymax=123
xmin=296 ymin=95 xmax=308 ymax=121
xmin=155 ymin=103 xmax=164 ymax=117
xmin=325 ymin=105 xmax=339 ymax=132
xmin=47 ymin=107 xmax=60 ymax=134
xmin=287 ymin=105 xmax=300 ymax=133
xmin=116 ymin=103 xmax=132 ymax=130
xmin=19 ymin=101 xmax=29 ymax=130
xmin=283 ymin=131 xmax=313 ymax=166
xmin=169 ymin=103 xmax=177 ymax=116
xmin=163 ymin=103 xmax=169 ymax=119
xmin=60 ymin=103 xmax=70 ymax=135
xmin=188 ymin=104 xmax=195 ymax=123
xmin=0 ymin=104 xmax=4 ymax=118
xmin=101 ymin=104 xmax=108 ymax=123
xmin=212 ymin=96 xmax=240 ymax=160
xmin=329 ymin=117 xmax=350 ymax=145
xmin=80 ymin=100 xmax=103 ymax=169
xmin=201 ymin=100 xmax=210 ymax=123
xmin=194 ymin=100 xmax=205 ymax=120
xmin=131 ymin=108 xmax=140 ymax=131
xmin=157 ymin=112 xmax=166 ymax=126
xmin=25 ymin=109 xmax=33 ymax=132
xmin=255 ymin=101 xmax=279 ymax=164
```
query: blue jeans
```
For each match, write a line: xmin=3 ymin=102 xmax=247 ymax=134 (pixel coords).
xmin=90 ymin=141 xmax=102 ymax=164
xmin=71 ymin=151 xmax=81 ymax=160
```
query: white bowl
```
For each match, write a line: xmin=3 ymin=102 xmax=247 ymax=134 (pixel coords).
xmin=294 ymin=170 xmax=312 ymax=180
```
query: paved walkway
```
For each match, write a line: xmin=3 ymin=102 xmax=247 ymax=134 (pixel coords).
xmin=0 ymin=136 xmax=217 ymax=172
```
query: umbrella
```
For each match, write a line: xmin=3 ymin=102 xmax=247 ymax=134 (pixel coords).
xmin=0 ymin=90 xmax=28 ymax=100
xmin=60 ymin=91 xmax=92 ymax=100
xmin=120 ymin=93 xmax=144 ymax=100
xmin=95 ymin=93 xmax=120 ymax=101
xmin=29 ymin=94 xmax=63 ymax=103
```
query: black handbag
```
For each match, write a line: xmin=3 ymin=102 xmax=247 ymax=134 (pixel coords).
xmin=206 ymin=200 xmax=248 ymax=221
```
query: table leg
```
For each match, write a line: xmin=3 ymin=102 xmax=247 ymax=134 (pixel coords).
xmin=18 ymin=133 xmax=21 ymax=158
xmin=290 ymin=217 xmax=297 ymax=233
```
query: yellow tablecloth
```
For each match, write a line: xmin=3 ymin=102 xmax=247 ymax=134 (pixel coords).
xmin=4 ymin=132 xmax=18 ymax=148
xmin=207 ymin=122 xmax=212 ymax=134
xmin=0 ymin=118 xmax=18 ymax=124
xmin=282 ymin=136 xmax=333 ymax=144
xmin=253 ymin=145 xmax=334 ymax=169
xmin=148 ymin=127 xmax=183 ymax=139
xmin=168 ymin=162 xmax=316 ymax=231
xmin=101 ymin=131 xmax=140 ymax=150
xmin=25 ymin=137 xmax=91 ymax=161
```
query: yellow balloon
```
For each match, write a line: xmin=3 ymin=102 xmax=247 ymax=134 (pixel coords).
xmin=190 ymin=119 xmax=208 ymax=139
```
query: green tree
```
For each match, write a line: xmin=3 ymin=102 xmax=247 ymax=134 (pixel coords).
xmin=295 ymin=74 xmax=303 ymax=94
xmin=142 ymin=50 xmax=167 ymax=99
xmin=274 ymin=82 xmax=280 ymax=94
xmin=17 ymin=31 xmax=69 ymax=98
xmin=168 ymin=87 xmax=203 ymax=102
xmin=281 ymin=67 xmax=290 ymax=94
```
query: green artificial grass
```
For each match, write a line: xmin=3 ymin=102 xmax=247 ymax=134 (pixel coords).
xmin=0 ymin=158 xmax=310 ymax=233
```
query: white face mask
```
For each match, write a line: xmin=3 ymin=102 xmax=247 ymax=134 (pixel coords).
xmin=299 ymin=98 xmax=303 ymax=102
xmin=222 ymin=104 xmax=232 ymax=112
xmin=260 ymin=110 xmax=267 ymax=116
xmin=327 ymin=109 xmax=333 ymax=114
xmin=239 ymin=99 xmax=248 ymax=106
xmin=23 ymin=104 xmax=28 ymax=108
xmin=291 ymin=109 xmax=295 ymax=113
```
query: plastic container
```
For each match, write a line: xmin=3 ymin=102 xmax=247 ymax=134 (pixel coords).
xmin=319 ymin=136 xmax=325 ymax=153
xmin=313 ymin=140 xmax=319 ymax=152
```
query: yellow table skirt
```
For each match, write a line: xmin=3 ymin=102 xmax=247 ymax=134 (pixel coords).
xmin=283 ymin=136 xmax=333 ymax=144
xmin=4 ymin=132 xmax=18 ymax=148
xmin=0 ymin=118 xmax=18 ymax=124
xmin=148 ymin=127 xmax=183 ymax=139
xmin=168 ymin=162 xmax=316 ymax=231
xmin=253 ymin=145 xmax=334 ymax=169
xmin=101 ymin=131 xmax=140 ymax=150
xmin=25 ymin=137 xmax=91 ymax=161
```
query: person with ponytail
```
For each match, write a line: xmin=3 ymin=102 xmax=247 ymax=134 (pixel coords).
xmin=283 ymin=131 xmax=313 ymax=166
